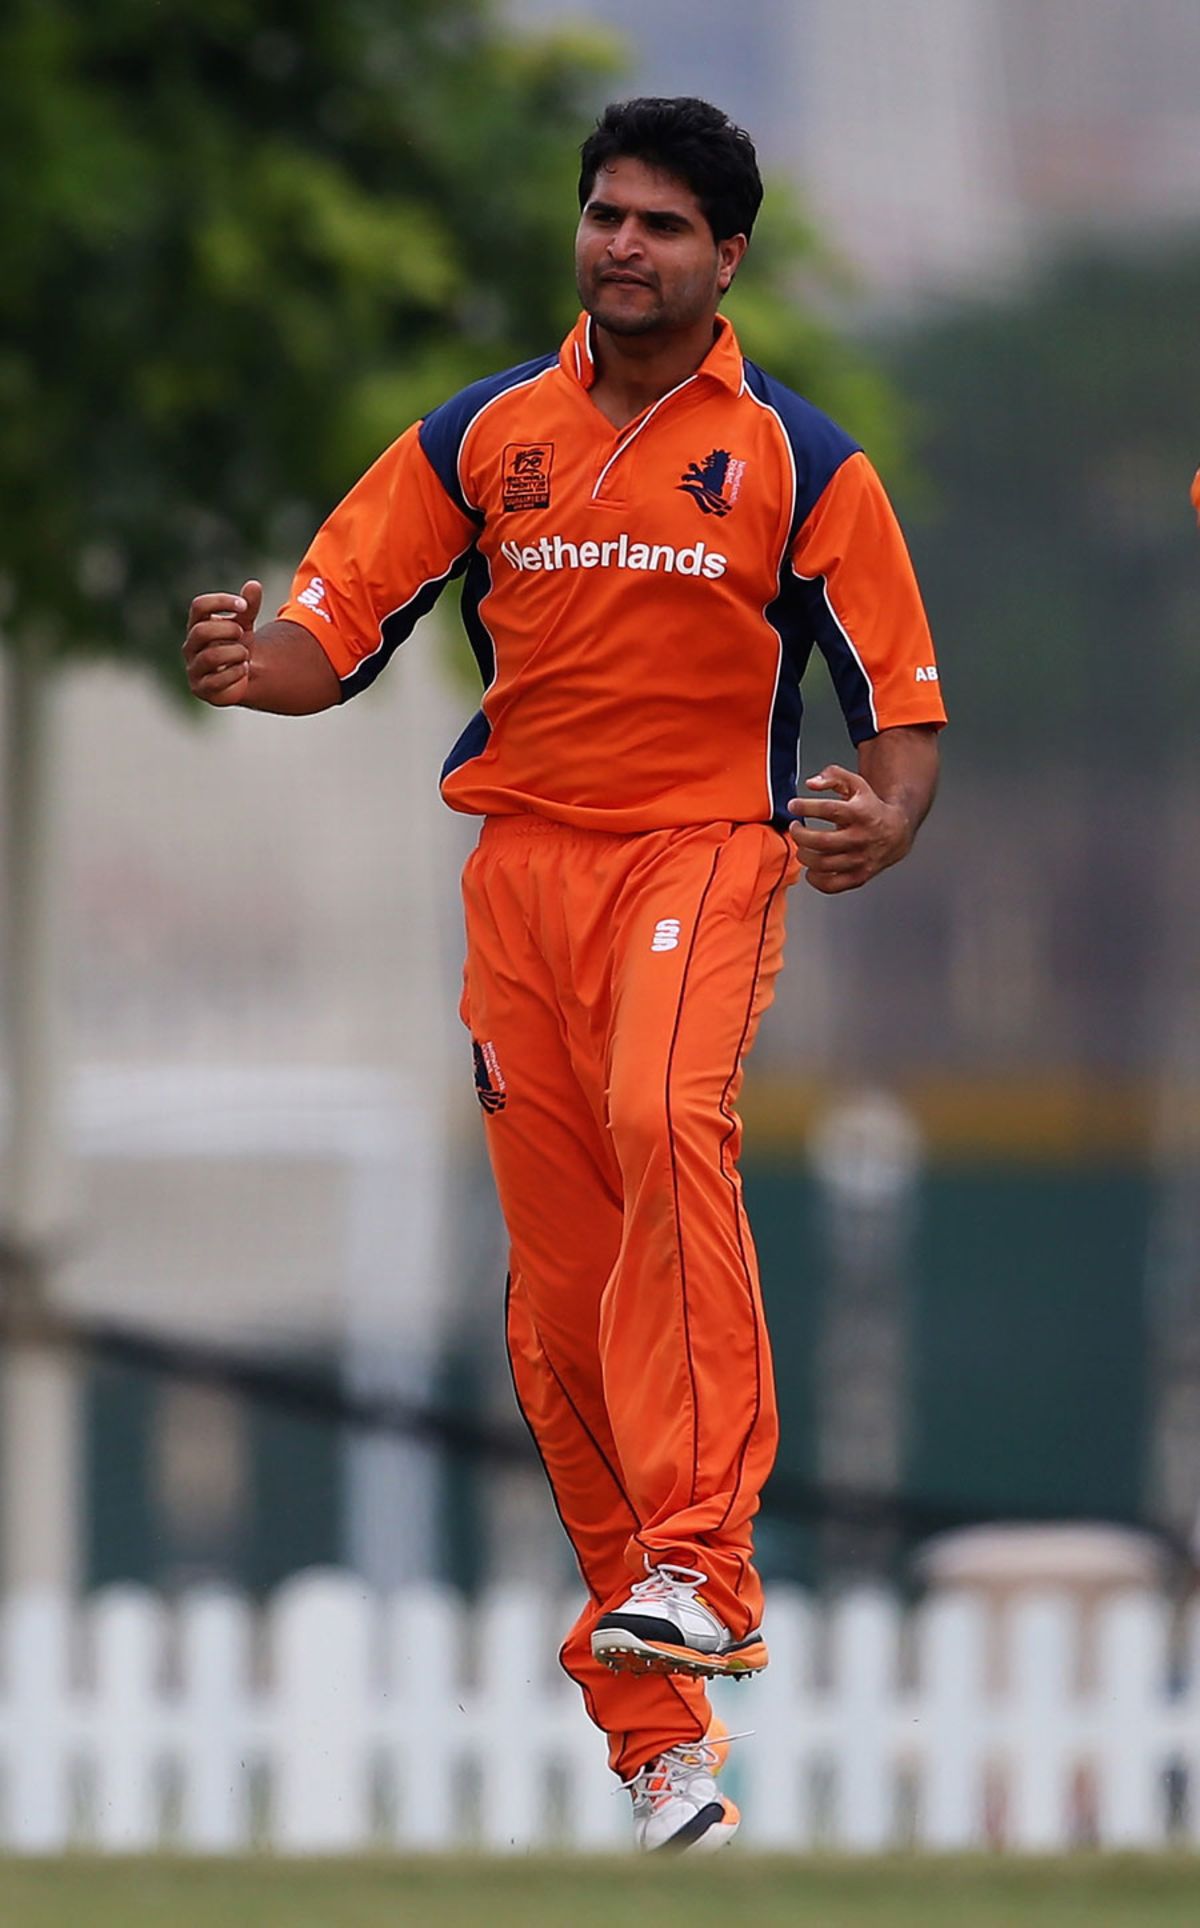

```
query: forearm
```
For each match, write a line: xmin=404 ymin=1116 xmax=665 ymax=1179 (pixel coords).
xmin=240 ymin=619 xmax=343 ymax=714
xmin=857 ymin=724 xmax=940 ymax=843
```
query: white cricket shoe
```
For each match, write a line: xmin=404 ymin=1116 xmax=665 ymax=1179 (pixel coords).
xmin=591 ymin=1564 xmax=768 ymax=1680
xmin=625 ymin=1720 xmax=740 ymax=1853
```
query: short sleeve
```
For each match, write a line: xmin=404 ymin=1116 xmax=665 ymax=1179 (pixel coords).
xmin=278 ymin=424 xmax=477 ymax=700
xmin=791 ymin=450 xmax=946 ymax=741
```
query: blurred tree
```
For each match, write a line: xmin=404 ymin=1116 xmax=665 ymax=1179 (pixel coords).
xmin=0 ymin=0 xmax=609 ymax=677
xmin=886 ymin=238 xmax=1200 ymax=767
xmin=0 ymin=0 xmax=900 ymax=684
xmin=0 ymin=0 xmax=908 ymax=1592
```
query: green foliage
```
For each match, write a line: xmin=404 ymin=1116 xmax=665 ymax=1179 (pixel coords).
xmin=726 ymin=200 xmax=909 ymax=486
xmin=885 ymin=238 xmax=1200 ymax=765
xmin=0 ymin=0 xmax=903 ymax=682
xmin=0 ymin=0 xmax=615 ymax=673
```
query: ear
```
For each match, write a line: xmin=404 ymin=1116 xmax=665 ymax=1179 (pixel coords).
xmin=716 ymin=233 xmax=748 ymax=293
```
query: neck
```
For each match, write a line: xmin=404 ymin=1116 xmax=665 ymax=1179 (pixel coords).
xmin=589 ymin=315 xmax=720 ymax=429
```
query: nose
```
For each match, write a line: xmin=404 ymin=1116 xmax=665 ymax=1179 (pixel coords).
xmin=607 ymin=216 xmax=644 ymax=261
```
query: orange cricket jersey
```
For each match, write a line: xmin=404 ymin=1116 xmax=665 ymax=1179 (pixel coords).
xmin=279 ymin=313 xmax=946 ymax=831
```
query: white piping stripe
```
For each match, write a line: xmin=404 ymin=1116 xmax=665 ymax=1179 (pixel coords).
xmin=741 ymin=382 xmax=798 ymax=556
xmin=457 ymin=550 xmax=500 ymax=730
xmin=742 ymin=382 xmax=799 ymax=814
xmin=590 ymin=372 xmax=700 ymax=500
xmin=455 ymin=364 xmax=556 ymax=514
xmin=761 ymin=620 xmax=786 ymax=814
xmin=744 ymin=383 xmax=879 ymax=740
xmin=441 ymin=547 xmax=505 ymax=780
xmin=340 ymin=545 xmax=473 ymax=687
xmin=792 ymin=566 xmax=880 ymax=733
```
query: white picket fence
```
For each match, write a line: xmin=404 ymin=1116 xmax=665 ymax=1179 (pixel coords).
xmin=0 ymin=1572 xmax=1197 ymax=1854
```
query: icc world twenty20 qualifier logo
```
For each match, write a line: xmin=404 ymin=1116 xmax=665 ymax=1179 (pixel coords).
xmin=502 ymin=443 xmax=554 ymax=512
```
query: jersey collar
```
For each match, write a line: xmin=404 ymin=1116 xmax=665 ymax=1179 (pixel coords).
xmin=560 ymin=311 xmax=744 ymax=396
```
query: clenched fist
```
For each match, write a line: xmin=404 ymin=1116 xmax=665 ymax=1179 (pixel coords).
xmin=183 ymin=579 xmax=262 ymax=705
xmin=788 ymin=764 xmax=913 ymax=894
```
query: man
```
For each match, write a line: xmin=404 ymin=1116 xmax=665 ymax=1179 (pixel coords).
xmin=184 ymin=97 xmax=945 ymax=1852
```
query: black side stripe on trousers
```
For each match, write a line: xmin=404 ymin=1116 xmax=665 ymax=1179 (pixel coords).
xmin=717 ymin=841 xmax=794 ymax=1535
xmin=503 ymin=1274 xmax=706 ymax=1751
xmin=503 ymin=1273 xmax=612 ymax=1601
xmin=661 ymin=847 xmax=726 ymax=1511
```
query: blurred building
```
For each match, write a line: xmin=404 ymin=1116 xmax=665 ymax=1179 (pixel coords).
xmin=2 ymin=0 xmax=1197 ymax=1600
xmin=792 ymin=0 xmax=1200 ymax=302
xmin=512 ymin=0 xmax=1200 ymax=303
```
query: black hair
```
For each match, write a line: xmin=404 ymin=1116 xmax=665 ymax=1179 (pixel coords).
xmin=578 ymin=97 xmax=763 ymax=244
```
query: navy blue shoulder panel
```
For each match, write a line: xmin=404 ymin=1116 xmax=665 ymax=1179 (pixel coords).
xmin=741 ymin=361 xmax=860 ymax=538
xmin=418 ymin=353 xmax=558 ymax=519
xmin=744 ymin=364 xmax=867 ymax=820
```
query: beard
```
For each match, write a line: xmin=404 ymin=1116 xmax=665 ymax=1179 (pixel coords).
xmin=578 ymin=262 xmax=718 ymax=339
xmin=590 ymin=300 xmax=667 ymax=336
xmin=581 ymin=275 xmax=666 ymax=335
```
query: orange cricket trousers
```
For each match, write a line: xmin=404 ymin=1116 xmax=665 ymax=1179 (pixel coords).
xmin=460 ymin=814 xmax=800 ymax=1779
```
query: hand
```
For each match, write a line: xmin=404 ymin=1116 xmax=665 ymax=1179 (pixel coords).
xmin=787 ymin=764 xmax=913 ymax=895
xmin=183 ymin=579 xmax=262 ymax=705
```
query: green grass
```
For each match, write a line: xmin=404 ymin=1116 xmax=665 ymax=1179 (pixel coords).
xmin=0 ymin=1856 xmax=1196 ymax=1927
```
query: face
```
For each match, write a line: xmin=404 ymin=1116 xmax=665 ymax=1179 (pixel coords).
xmin=575 ymin=155 xmax=747 ymax=338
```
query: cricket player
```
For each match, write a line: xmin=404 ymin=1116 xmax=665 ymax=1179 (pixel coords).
xmin=184 ymin=97 xmax=945 ymax=1851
